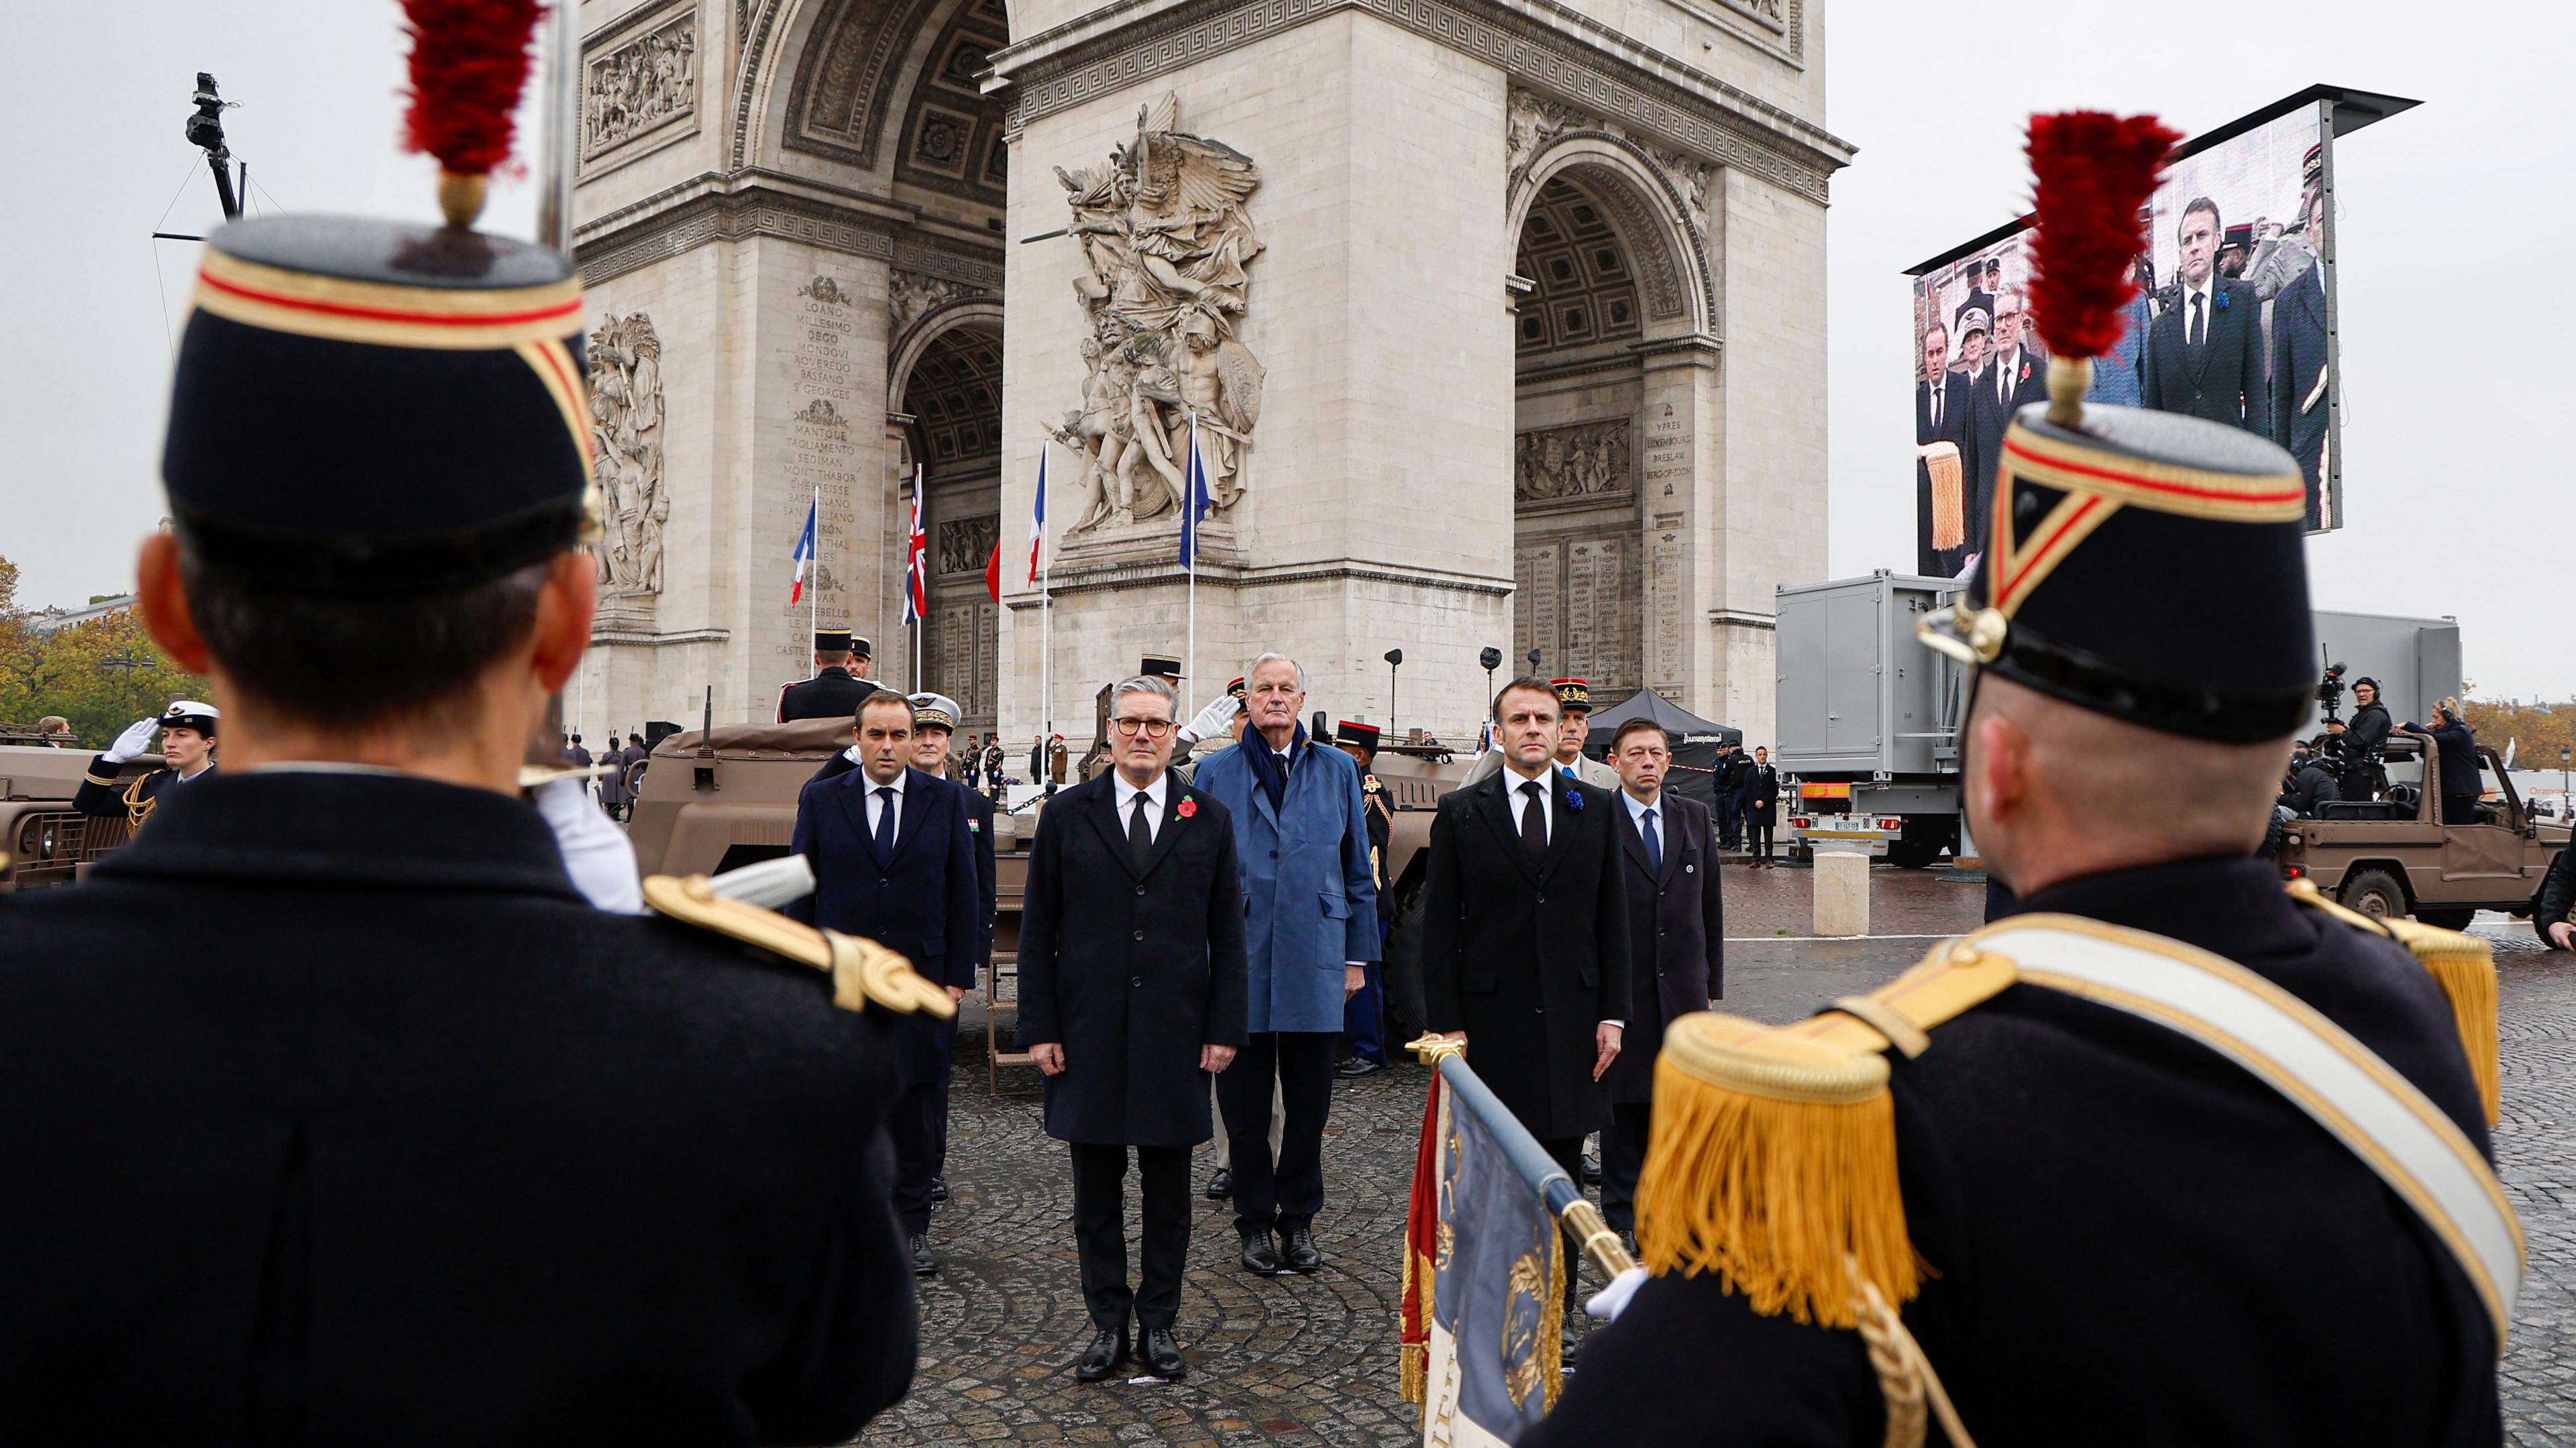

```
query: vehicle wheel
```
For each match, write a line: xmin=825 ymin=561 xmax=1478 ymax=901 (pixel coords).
xmin=2337 ymin=867 xmax=2408 ymax=924
xmin=2414 ymin=907 xmax=2477 ymax=932
xmin=1886 ymin=840 xmax=1943 ymax=870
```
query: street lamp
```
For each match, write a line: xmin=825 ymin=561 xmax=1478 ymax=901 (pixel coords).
xmin=1383 ymin=649 xmax=1403 ymax=738
xmin=1479 ymin=647 xmax=1502 ymax=710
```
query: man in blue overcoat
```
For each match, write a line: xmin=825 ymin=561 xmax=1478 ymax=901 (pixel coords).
xmin=1189 ymin=653 xmax=1379 ymax=1276
xmin=788 ymin=692 xmax=982 ymax=1276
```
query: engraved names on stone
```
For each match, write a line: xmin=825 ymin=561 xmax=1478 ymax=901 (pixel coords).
xmin=787 ymin=276 xmax=860 ymax=641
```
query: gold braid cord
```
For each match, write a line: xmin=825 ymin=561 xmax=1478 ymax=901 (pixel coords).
xmin=1847 ymin=1257 xmax=1974 ymax=1448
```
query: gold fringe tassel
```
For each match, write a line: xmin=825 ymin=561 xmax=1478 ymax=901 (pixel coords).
xmin=1926 ymin=447 xmax=1965 ymax=552
xmin=1399 ymin=1342 xmax=1426 ymax=1404
xmin=1542 ymin=1230 xmax=1565 ymax=1410
xmin=2390 ymin=920 xmax=2501 ymax=1126
xmin=1633 ymin=1050 xmax=1917 ymax=1330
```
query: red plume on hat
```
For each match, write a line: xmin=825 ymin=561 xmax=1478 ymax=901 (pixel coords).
xmin=2025 ymin=111 xmax=2182 ymax=423
xmin=398 ymin=0 xmax=548 ymax=229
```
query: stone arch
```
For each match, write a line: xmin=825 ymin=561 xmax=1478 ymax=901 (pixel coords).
xmin=1509 ymin=135 xmax=1716 ymax=341
xmin=889 ymin=297 xmax=1005 ymax=414
xmin=737 ymin=0 xmax=1008 ymax=184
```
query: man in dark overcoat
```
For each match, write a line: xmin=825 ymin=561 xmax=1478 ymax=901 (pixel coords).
xmin=1597 ymin=718 xmax=1723 ymax=1238
xmin=789 ymin=691 xmax=982 ymax=1274
xmin=2142 ymin=197 xmax=2273 ymax=439
xmin=2271 ymin=187 xmax=2332 ymax=528
xmin=1018 ymin=673 xmax=1248 ymax=1383
xmin=1420 ymin=677 xmax=1630 ymax=1177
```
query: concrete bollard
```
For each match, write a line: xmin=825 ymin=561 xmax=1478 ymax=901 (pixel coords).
xmin=1813 ymin=849 xmax=1870 ymax=938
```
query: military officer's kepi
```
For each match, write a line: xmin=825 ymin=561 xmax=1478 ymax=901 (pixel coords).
xmin=1919 ymin=111 xmax=2314 ymax=743
xmin=1226 ymin=676 xmax=1247 ymax=702
xmin=160 ymin=1 xmax=587 ymax=596
xmin=1334 ymin=719 xmax=1381 ymax=752
xmin=815 ymin=628 xmax=853 ymax=655
xmin=1551 ymin=677 xmax=1591 ymax=712
xmin=1142 ymin=655 xmax=1183 ymax=681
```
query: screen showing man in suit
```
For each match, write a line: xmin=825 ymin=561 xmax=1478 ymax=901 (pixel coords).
xmin=1907 ymin=98 xmax=2343 ymax=555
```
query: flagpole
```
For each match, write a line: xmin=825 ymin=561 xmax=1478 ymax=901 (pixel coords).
xmin=1038 ymin=444 xmax=1053 ymax=748
xmin=1185 ymin=412 xmax=1198 ymax=698
xmin=914 ymin=465 xmax=926 ymax=694
xmin=809 ymin=482 xmax=819 ymax=654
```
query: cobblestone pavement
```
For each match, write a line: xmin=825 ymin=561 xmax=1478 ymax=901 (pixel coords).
xmin=870 ymin=871 xmax=2576 ymax=1444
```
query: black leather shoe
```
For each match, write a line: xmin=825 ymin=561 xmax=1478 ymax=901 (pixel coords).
xmin=1336 ymin=1056 xmax=1385 ymax=1078
xmin=1204 ymin=1168 xmax=1232 ymax=1200
xmin=1280 ymin=1222 xmax=1323 ymax=1273
xmin=1580 ymin=1150 xmax=1602 ymax=1186
xmin=1141 ymin=1327 xmax=1188 ymax=1379
xmin=1075 ymin=1325 xmax=1129 ymax=1382
xmin=929 ymin=1176 xmax=950 ymax=1203
xmin=1238 ymin=1226 xmax=1285 ymax=1275
xmin=908 ymin=1233 xmax=938 ymax=1276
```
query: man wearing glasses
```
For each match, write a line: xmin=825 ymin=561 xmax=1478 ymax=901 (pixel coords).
xmin=1017 ymin=669 xmax=1248 ymax=1383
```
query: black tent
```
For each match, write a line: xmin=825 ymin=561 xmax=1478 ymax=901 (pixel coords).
xmin=1579 ymin=689 xmax=1742 ymax=807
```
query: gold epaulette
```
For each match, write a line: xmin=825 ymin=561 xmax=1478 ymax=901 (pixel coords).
xmin=1633 ymin=940 xmax=2017 ymax=1329
xmin=639 ymin=875 xmax=956 ymax=1020
xmin=2286 ymin=879 xmax=2498 ymax=1125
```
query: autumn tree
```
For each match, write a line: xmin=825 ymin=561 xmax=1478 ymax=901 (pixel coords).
xmin=0 ymin=554 xmax=211 ymax=749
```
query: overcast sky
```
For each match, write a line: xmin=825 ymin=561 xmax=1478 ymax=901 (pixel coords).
xmin=4 ymin=1 xmax=2567 ymax=696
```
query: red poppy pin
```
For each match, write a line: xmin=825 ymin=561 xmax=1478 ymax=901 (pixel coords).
xmin=1176 ymin=797 xmax=1198 ymax=820
xmin=2019 ymin=360 xmax=2032 ymax=382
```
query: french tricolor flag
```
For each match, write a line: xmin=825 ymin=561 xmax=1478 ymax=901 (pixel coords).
xmin=1027 ymin=448 xmax=1048 ymax=584
xmin=788 ymin=496 xmax=818 ymax=605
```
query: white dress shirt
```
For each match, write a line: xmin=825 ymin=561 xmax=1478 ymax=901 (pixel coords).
xmin=1993 ymin=346 xmax=2025 ymax=404
xmin=1115 ymin=770 xmax=1169 ymax=842
xmin=863 ymin=767 xmax=908 ymax=840
xmin=1622 ymin=787 xmax=1662 ymax=859
xmin=1504 ymin=762 xmax=1554 ymax=841
xmin=2180 ymin=274 xmax=2216 ymax=345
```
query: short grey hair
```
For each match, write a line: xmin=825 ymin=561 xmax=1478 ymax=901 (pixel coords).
xmin=1108 ymin=675 xmax=1178 ymax=718
xmin=1246 ymin=652 xmax=1306 ymax=691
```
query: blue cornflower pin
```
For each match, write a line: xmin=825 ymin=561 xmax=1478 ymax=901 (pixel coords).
xmin=1565 ymin=789 xmax=1586 ymax=812
xmin=2216 ymin=289 xmax=2231 ymax=311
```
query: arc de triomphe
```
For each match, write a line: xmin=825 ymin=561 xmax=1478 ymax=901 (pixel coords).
xmin=568 ymin=0 xmax=1847 ymax=747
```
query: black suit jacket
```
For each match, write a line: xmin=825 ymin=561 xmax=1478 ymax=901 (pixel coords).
xmin=2143 ymin=278 xmax=2272 ymax=437
xmin=1526 ymin=857 xmax=2498 ymax=1447
xmin=777 ymin=667 xmax=879 ymax=723
xmin=1603 ymin=792 xmax=1723 ymax=1105
xmin=788 ymin=765 xmax=982 ymax=1087
xmin=1741 ymin=765 xmax=1780 ymax=822
xmin=1914 ymin=377 xmax=1957 ymax=575
xmin=1421 ymin=769 xmax=1631 ymax=1139
xmin=812 ymin=755 xmax=997 ymax=975
xmin=1017 ymin=771 xmax=1249 ymax=1148
xmin=0 ymin=772 xmax=915 ymax=1445
xmin=2270 ymin=263 xmax=2331 ymax=525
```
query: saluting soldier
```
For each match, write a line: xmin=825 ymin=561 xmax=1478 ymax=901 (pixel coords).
xmin=0 ymin=29 xmax=934 ymax=1441
xmin=777 ymin=628 xmax=879 ymax=722
xmin=72 ymin=700 xmax=219 ymax=831
xmin=1534 ymin=115 xmax=2512 ymax=1447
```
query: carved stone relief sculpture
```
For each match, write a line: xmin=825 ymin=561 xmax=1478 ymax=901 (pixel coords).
xmin=1515 ymin=421 xmax=1631 ymax=504
xmin=1048 ymin=93 xmax=1266 ymax=537
xmin=890 ymin=270 xmax=982 ymax=338
xmin=585 ymin=11 xmax=697 ymax=160
xmin=588 ymin=313 xmax=669 ymax=620
xmin=936 ymin=515 xmax=1000 ymax=576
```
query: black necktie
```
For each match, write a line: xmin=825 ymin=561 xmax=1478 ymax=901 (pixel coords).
xmin=1519 ymin=780 xmax=1548 ymax=869
xmin=2189 ymin=292 xmax=2206 ymax=349
xmin=1129 ymin=789 xmax=1154 ymax=869
xmin=1642 ymin=806 xmax=1663 ymax=877
xmin=873 ymin=786 xmax=898 ymax=856
xmin=1930 ymin=386 xmax=1941 ymax=429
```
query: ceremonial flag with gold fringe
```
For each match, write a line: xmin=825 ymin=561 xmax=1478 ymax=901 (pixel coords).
xmin=1399 ymin=1055 xmax=1565 ymax=1445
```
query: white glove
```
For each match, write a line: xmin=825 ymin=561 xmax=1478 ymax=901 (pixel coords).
xmin=533 ymin=776 xmax=645 ymax=914
xmin=103 ymin=718 xmax=160 ymax=765
xmin=843 ymin=744 xmax=865 ymax=763
xmin=1584 ymin=1266 xmax=1648 ymax=1323
xmin=1181 ymin=693 xmax=1240 ymax=745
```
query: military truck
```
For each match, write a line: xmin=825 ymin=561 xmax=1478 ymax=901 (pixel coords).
xmin=2277 ymin=733 xmax=2571 ymax=929
xmin=0 ymin=744 xmax=150 ymax=892
xmin=1773 ymin=572 xmax=2467 ymax=870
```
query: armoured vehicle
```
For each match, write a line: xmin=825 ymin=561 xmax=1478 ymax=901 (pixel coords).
xmin=0 ymin=744 xmax=152 ymax=892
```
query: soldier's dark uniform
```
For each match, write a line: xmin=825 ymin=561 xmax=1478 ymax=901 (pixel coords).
xmin=0 ymin=138 xmax=927 ymax=1443
xmin=777 ymin=629 xmax=880 ymax=722
xmin=1530 ymin=247 xmax=2511 ymax=1444
xmin=70 ymin=700 xmax=219 ymax=832
xmin=1333 ymin=720 xmax=1396 ymax=1070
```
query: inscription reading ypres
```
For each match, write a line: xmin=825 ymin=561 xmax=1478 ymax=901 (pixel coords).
xmin=585 ymin=10 xmax=697 ymax=160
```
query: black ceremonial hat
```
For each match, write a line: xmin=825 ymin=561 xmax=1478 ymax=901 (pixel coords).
xmin=1919 ymin=398 xmax=2313 ymax=741
xmin=1334 ymin=719 xmax=1381 ymax=750
xmin=1141 ymin=655 xmax=1183 ymax=681
xmin=815 ymin=628 xmax=854 ymax=654
xmin=162 ymin=217 xmax=591 ymax=594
